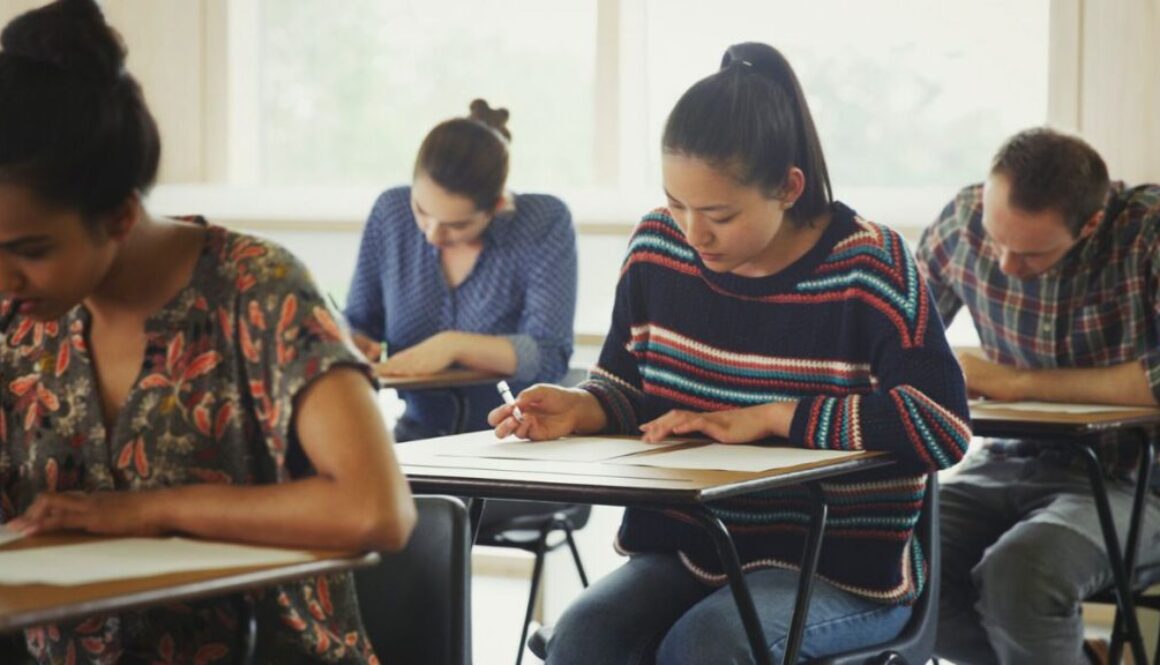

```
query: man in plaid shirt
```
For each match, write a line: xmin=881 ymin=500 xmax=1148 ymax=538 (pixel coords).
xmin=917 ymin=127 xmax=1160 ymax=665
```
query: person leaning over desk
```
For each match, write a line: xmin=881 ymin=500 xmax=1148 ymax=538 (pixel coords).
xmin=0 ymin=1 xmax=415 ymax=662
xmin=344 ymin=100 xmax=578 ymax=441
xmin=916 ymin=127 xmax=1160 ymax=665
xmin=489 ymin=41 xmax=971 ymax=665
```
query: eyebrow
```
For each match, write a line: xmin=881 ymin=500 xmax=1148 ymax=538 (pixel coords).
xmin=662 ymin=189 xmax=734 ymax=213
xmin=415 ymin=202 xmax=474 ymax=226
xmin=0 ymin=235 xmax=52 ymax=251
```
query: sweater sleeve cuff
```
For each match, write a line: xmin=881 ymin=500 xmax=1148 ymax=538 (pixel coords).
xmin=505 ymin=334 xmax=542 ymax=383
xmin=578 ymin=378 xmax=638 ymax=435
xmin=789 ymin=398 xmax=818 ymax=447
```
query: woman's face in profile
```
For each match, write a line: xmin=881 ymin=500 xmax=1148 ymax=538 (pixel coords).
xmin=410 ymin=174 xmax=492 ymax=249
xmin=0 ymin=184 xmax=119 ymax=321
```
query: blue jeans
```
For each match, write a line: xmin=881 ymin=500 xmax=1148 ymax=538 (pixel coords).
xmin=544 ymin=553 xmax=912 ymax=665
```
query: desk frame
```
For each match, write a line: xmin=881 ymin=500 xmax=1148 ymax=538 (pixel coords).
xmin=402 ymin=448 xmax=892 ymax=665
xmin=0 ymin=536 xmax=377 ymax=665
xmin=971 ymin=405 xmax=1160 ymax=665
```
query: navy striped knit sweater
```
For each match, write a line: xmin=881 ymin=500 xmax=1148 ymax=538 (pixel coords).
xmin=580 ymin=203 xmax=971 ymax=605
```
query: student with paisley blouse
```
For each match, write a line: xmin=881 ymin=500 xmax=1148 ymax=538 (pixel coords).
xmin=489 ymin=43 xmax=971 ymax=664
xmin=0 ymin=1 xmax=415 ymax=663
xmin=344 ymin=100 xmax=578 ymax=441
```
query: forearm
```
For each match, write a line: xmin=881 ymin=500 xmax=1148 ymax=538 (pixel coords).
xmin=155 ymin=474 xmax=413 ymax=551
xmin=445 ymin=331 xmax=519 ymax=374
xmin=1011 ymin=360 xmax=1156 ymax=406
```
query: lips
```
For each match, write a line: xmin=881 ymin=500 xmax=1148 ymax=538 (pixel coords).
xmin=698 ymin=252 xmax=724 ymax=262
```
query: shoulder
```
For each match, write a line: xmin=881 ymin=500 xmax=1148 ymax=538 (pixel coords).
xmin=826 ymin=211 xmax=918 ymax=273
xmin=510 ymin=193 xmax=574 ymax=242
xmin=367 ymin=186 xmax=414 ymax=226
xmin=205 ymin=226 xmax=317 ymax=296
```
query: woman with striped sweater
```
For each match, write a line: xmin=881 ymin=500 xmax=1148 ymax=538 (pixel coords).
xmin=489 ymin=42 xmax=970 ymax=664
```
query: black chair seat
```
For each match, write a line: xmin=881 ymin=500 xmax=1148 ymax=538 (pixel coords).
xmin=354 ymin=496 xmax=471 ymax=665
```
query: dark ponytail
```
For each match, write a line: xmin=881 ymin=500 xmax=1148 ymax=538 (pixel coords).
xmin=414 ymin=98 xmax=511 ymax=212
xmin=663 ymin=42 xmax=832 ymax=225
xmin=0 ymin=0 xmax=160 ymax=221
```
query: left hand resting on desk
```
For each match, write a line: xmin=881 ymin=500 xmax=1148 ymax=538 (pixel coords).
xmin=957 ymin=352 xmax=1025 ymax=401
xmin=375 ymin=332 xmax=457 ymax=376
xmin=640 ymin=402 xmax=795 ymax=444
xmin=6 ymin=491 xmax=164 ymax=537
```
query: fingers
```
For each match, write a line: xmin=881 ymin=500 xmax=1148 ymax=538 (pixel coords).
xmin=640 ymin=410 xmax=697 ymax=443
xmin=11 ymin=493 xmax=90 ymax=535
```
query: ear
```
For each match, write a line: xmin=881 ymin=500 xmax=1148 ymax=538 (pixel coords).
xmin=779 ymin=167 xmax=807 ymax=209
xmin=101 ymin=193 xmax=141 ymax=241
xmin=1077 ymin=209 xmax=1103 ymax=239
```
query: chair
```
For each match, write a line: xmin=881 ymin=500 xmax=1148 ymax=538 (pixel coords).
xmin=354 ymin=495 xmax=471 ymax=665
xmin=476 ymin=500 xmax=591 ymax=665
xmin=526 ymin=475 xmax=942 ymax=665
xmin=809 ymin=473 xmax=941 ymax=665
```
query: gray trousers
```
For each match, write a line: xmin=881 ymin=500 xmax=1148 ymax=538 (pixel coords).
xmin=935 ymin=448 xmax=1160 ymax=665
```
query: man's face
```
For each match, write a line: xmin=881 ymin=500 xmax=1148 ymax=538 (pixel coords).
xmin=981 ymin=173 xmax=1080 ymax=280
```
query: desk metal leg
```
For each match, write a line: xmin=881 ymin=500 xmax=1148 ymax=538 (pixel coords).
xmin=467 ymin=497 xmax=486 ymax=545
xmin=234 ymin=595 xmax=257 ymax=665
xmin=784 ymin=483 xmax=828 ymax=665
xmin=451 ymin=390 xmax=469 ymax=434
xmin=1079 ymin=444 xmax=1148 ymax=665
xmin=689 ymin=507 xmax=773 ymax=665
xmin=688 ymin=485 xmax=828 ymax=665
xmin=1108 ymin=435 xmax=1155 ymax=665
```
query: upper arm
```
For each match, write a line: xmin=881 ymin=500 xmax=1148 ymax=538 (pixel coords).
xmin=292 ymin=367 xmax=396 ymax=484
xmin=345 ymin=192 xmax=394 ymax=339
xmin=520 ymin=202 xmax=578 ymax=335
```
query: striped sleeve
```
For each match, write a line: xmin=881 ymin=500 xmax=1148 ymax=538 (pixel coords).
xmin=790 ymin=230 xmax=971 ymax=473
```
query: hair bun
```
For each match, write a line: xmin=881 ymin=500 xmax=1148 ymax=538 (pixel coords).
xmin=720 ymin=42 xmax=784 ymax=82
xmin=468 ymin=98 xmax=511 ymax=141
xmin=1 ymin=0 xmax=125 ymax=85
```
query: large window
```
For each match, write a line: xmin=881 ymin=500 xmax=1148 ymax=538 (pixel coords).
xmin=151 ymin=0 xmax=1050 ymax=344
xmin=255 ymin=0 xmax=598 ymax=189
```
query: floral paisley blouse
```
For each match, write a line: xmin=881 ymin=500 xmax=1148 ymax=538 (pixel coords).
xmin=0 ymin=220 xmax=382 ymax=664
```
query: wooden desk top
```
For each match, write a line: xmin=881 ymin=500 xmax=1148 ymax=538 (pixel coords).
xmin=398 ymin=437 xmax=892 ymax=507
xmin=375 ymin=368 xmax=505 ymax=391
xmin=969 ymin=401 xmax=1160 ymax=438
xmin=0 ymin=535 xmax=377 ymax=634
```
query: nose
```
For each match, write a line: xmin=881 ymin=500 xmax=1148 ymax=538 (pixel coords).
xmin=998 ymin=250 xmax=1024 ymax=277
xmin=0 ymin=260 xmax=25 ymax=296
xmin=424 ymin=223 xmax=445 ymax=246
xmin=683 ymin=212 xmax=713 ymax=249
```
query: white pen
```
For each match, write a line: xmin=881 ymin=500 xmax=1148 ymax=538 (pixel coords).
xmin=496 ymin=380 xmax=524 ymax=423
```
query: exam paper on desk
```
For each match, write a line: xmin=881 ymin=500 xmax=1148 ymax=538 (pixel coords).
xmin=0 ymin=524 xmax=24 ymax=547
xmin=606 ymin=443 xmax=861 ymax=473
xmin=970 ymin=399 xmax=1147 ymax=415
xmin=0 ymin=537 xmax=315 ymax=586
xmin=426 ymin=429 xmax=688 ymax=463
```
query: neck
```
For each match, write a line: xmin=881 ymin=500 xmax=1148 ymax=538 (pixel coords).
xmin=84 ymin=213 xmax=197 ymax=322
xmin=744 ymin=210 xmax=832 ymax=277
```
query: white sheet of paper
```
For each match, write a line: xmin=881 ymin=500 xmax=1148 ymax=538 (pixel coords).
xmin=972 ymin=400 xmax=1141 ymax=415
xmin=0 ymin=524 xmax=24 ymax=547
xmin=610 ymin=444 xmax=860 ymax=472
xmin=429 ymin=430 xmax=687 ymax=463
xmin=0 ymin=537 xmax=315 ymax=586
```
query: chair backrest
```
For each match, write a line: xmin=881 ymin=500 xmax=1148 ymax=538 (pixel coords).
xmin=810 ymin=473 xmax=940 ymax=665
xmin=354 ymin=495 xmax=472 ymax=665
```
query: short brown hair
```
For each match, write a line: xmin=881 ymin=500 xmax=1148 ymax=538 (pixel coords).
xmin=414 ymin=99 xmax=510 ymax=212
xmin=990 ymin=127 xmax=1109 ymax=235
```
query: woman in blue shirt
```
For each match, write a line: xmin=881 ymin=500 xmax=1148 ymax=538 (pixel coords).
xmin=345 ymin=100 xmax=577 ymax=440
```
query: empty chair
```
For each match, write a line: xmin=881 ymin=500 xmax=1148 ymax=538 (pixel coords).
xmin=354 ymin=495 xmax=471 ymax=665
